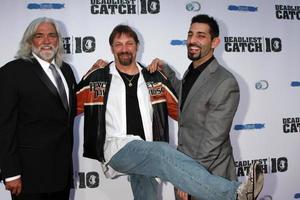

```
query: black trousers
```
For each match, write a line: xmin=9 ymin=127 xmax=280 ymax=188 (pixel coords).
xmin=11 ymin=189 xmax=70 ymax=200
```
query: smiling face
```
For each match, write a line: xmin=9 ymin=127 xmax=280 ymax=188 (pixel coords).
xmin=186 ymin=22 xmax=219 ymax=66
xmin=111 ymin=33 xmax=138 ymax=67
xmin=31 ymin=22 xmax=58 ymax=63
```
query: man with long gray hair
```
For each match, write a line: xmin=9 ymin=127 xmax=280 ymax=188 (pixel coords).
xmin=0 ymin=17 xmax=76 ymax=200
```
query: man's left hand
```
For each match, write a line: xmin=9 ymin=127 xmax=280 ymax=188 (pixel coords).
xmin=5 ymin=178 xmax=22 ymax=196
xmin=147 ymin=58 xmax=164 ymax=73
xmin=84 ymin=59 xmax=108 ymax=77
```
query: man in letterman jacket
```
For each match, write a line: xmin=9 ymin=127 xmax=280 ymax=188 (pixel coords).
xmin=75 ymin=24 xmax=263 ymax=200
xmin=76 ymin=24 xmax=178 ymax=199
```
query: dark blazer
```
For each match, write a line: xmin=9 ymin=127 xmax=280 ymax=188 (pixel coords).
xmin=164 ymin=59 xmax=239 ymax=181
xmin=0 ymin=58 xmax=76 ymax=194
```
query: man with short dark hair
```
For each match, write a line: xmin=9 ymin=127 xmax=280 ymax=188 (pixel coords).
xmin=149 ymin=14 xmax=243 ymax=200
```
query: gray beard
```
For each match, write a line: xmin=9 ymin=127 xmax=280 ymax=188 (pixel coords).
xmin=32 ymin=46 xmax=57 ymax=62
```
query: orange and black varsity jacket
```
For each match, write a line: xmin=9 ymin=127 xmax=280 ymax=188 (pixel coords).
xmin=76 ymin=62 xmax=178 ymax=162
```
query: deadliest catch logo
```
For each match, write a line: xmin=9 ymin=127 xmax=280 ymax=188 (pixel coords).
xmin=73 ymin=171 xmax=100 ymax=189
xmin=235 ymin=157 xmax=288 ymax=177
xmin=27 ymin=3 xmax=65 ymax=10
xmin=228 ymin=5 xmax=258 ymax=12
xmin=90 ymin=0 xmax=160 ymax=15
xmin=63 ymin=36 xmax=96 ymax=54
xmin=275 ymin=4 xmax=300 ymax=20
xmin=291 ymin=81 xmax=300 ymax=87
xmin=89 ymin=82 xmax=107 ymax=98
xmin=283 ymin=117 xmax=300 ymax=133
xmin=224 ymin=36 xmax=282 ymax=53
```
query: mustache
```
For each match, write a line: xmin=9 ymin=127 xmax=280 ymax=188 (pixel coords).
xmin=38 ymin=45 xmax=55 ymax=50
xmin=187 ymin=44 xmax=202 ymax=48
xmin=118 ymin=52 xmax=131 ymax=56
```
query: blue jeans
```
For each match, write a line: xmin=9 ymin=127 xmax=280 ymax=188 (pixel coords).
xmin=108 ymin=140 xmax=240 ymax=200
xmin=129 ymin=174 xmax=158 ymax=200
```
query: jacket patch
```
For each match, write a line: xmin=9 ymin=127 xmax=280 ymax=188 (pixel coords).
xmin=146 ymin=81 xmax=165 ymax=104
xmin=90 ymin=81 xmax=107 ymax=98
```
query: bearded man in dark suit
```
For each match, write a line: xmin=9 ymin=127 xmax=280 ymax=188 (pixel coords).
xmin=0 ymin=17 xmax=76 ymax=200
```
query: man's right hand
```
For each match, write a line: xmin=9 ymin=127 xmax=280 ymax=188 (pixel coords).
xmin=5 ymin=178 xmax=22 ymax=196
xmin=147 ymin=58 xmax=164 ymax=73
xmin=175 ymin=188 xmax=188 ymax=200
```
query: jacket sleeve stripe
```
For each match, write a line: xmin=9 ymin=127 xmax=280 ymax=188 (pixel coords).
xmin=76 ymin=85 xmax=104 ymax=115
xmin=163 ymin=84 xmax=178 ymax=121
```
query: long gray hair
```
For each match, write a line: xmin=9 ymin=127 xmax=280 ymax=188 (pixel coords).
xmin=16 ymin=17 xmax=65 ymax=67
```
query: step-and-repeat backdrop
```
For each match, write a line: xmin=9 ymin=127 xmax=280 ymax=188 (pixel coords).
xmin=1 ymin=1 xmax=299 ymax=199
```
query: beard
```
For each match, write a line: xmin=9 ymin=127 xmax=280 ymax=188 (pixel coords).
xmin=117 ymin=52 xmax=133 ymax=66
xmin=32 ymin=45 xmax=58 ymax=62
xmin=187 ymin=44 xmax=202 ymax=61
xmin=188 ymin=51 xmax=201 ymax=61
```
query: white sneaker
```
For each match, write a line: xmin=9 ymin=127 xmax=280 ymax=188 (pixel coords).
xmin=237 ymin=162 xmax=264 ymax=200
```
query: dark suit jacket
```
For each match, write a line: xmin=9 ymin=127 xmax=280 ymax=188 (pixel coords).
xmin=0 ymin=58 xmax=76 ymax=194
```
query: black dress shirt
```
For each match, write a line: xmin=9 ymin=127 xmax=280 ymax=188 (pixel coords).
xmin=181 ymin=56 xmax=215 ymax=110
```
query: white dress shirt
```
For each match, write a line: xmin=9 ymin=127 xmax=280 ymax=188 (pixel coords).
xmin=33 ymin=53 xmax=69 ymax=103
